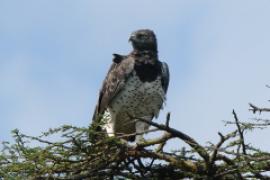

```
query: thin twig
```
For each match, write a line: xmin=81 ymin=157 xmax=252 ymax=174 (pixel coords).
xmin=249 ymin=103 xmax=270 ymax=114
xmin=232 ymin=110 xmax=246 ymax=155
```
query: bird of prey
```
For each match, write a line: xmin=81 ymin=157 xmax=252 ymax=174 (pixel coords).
xmin=92 ymin=29 xmax=169 ymax=142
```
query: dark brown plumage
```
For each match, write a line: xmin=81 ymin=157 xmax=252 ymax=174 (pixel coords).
xmin=92 ymin=29 xmax=169 ymax=142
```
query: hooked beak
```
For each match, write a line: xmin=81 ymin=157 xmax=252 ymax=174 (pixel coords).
xmin=129 ymin=34 xmax=136 ymax=42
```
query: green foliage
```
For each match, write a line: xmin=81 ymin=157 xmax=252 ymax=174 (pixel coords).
xmin=1 ymin=105 xmax=270 ymax=179
xmin=0 ymin=125 xmax=123 ymax=179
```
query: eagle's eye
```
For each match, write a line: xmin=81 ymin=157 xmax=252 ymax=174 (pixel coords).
xmin=137 ymin=34 xmax=149 ymax=40
xmin=137 ymin=34 xmax=144 ymax=39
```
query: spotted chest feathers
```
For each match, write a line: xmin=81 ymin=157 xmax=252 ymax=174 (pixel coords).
xmin=106 ymin=71 xmax=166 ymax=135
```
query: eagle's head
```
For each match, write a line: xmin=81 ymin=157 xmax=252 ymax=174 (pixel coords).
xmin=129 ymin=29 xmax=157 ymax=52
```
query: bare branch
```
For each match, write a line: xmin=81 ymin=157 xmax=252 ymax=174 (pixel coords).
xmin=249 ymin=103 xmax=270 ymax=114
xmin=136 ymin=117 xmax=210 ymax=163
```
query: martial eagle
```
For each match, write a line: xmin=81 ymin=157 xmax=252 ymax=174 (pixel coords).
xmin=92 ymin=29 xmax=169 ymax=142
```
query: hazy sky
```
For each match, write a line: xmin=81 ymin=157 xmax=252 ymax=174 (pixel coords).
xmin=1 ymin=0 xmax=270 ymax=150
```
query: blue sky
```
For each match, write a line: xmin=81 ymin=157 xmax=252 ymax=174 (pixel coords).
xmin=1 ymin=0 xmax=270 ymax=150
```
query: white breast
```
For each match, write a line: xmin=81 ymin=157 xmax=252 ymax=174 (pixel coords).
xmin=105 ymin=71 xmax=166 ymax=137
xmin=110 ymin=72 xmax=165 ymax=117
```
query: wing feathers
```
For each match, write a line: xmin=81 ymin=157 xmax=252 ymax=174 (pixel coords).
xmin=92 ymin=56 xmax=135 ymax=122
xmin=160 ymin=62 xmax=170 ymax=93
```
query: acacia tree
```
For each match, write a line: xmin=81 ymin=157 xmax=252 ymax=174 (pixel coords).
xmin=1 ymin=102 xmax=270 ymax=179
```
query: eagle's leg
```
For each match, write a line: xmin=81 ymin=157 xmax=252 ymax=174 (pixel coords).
xmin=103 ymin=110 xmax=115 ymax=137
xmin=135 ymin=117 xmax=151 ymax=143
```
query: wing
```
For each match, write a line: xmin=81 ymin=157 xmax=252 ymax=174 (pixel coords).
xmin=160 ymin=61 xmax=170 ymax=93
xmin=112 ymin=53 xmax=127 ymax=63
xmin=92 ymin=55 xmax=135 ymax=122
